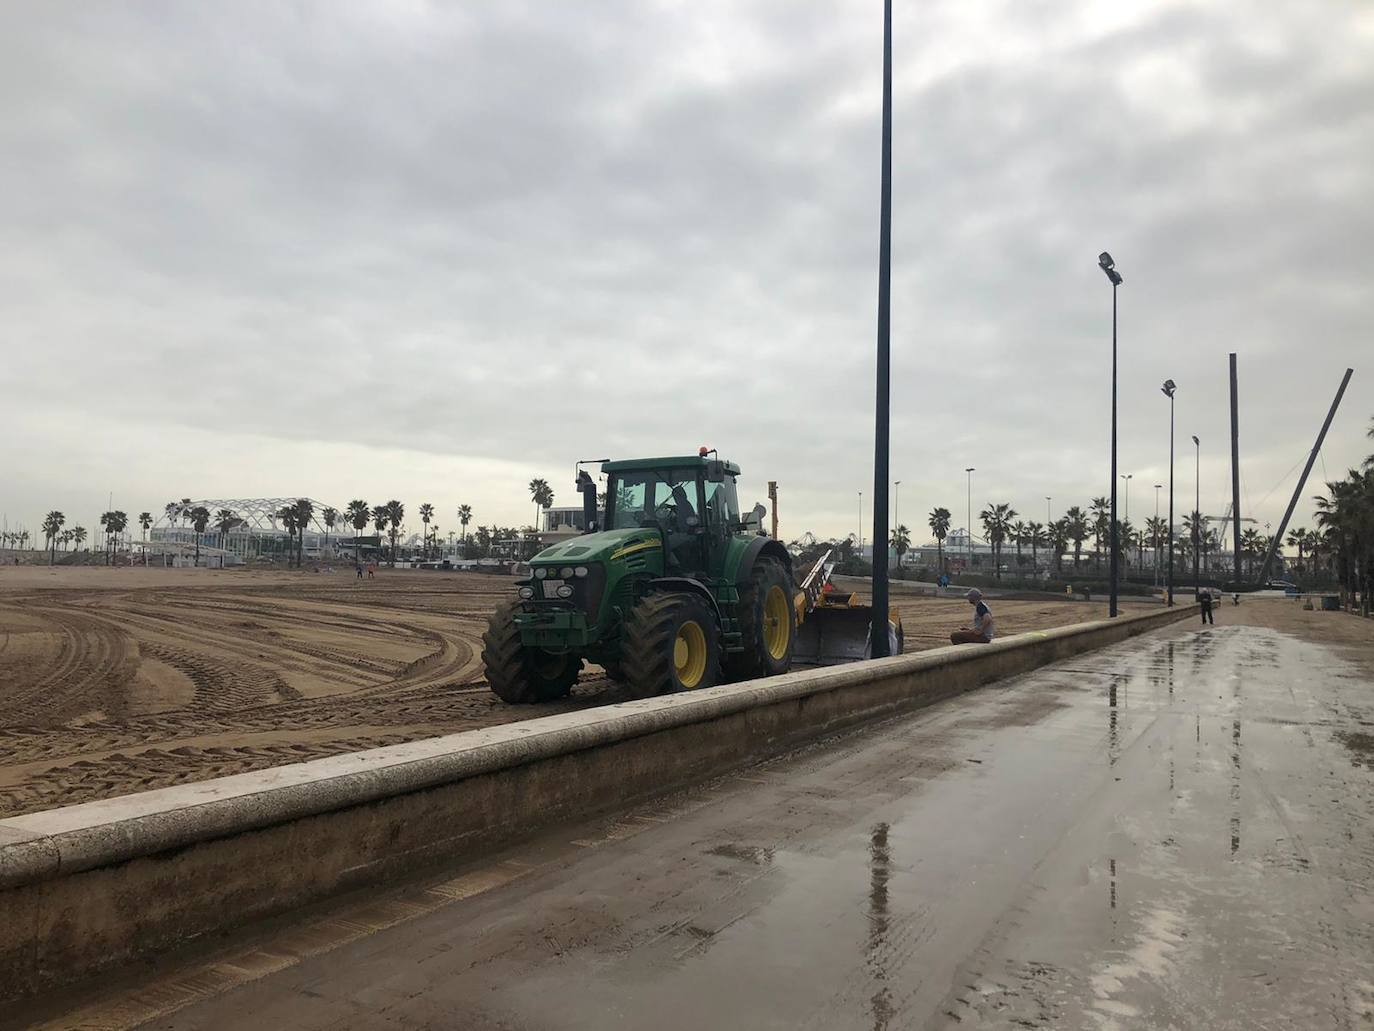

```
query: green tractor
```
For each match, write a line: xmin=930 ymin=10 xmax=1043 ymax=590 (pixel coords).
xmin=481 ymin=452 xmax=799 ymax=702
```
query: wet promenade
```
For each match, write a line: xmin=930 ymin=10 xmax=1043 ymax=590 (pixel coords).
xmin=25 ymin=619 xmax=1374 ymax=1030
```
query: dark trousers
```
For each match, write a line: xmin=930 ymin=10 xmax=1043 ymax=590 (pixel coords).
xmin=1201 ymin=605 xmax=1213 ymax=624
xmin=950 ymin=629 xmax=991 ymax=644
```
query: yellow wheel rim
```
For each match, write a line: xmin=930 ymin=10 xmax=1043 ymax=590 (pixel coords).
xmin=674 ymin=619 xmax=708 ymax=688
xmin=763 ymin=585 xmax=791 ymax=661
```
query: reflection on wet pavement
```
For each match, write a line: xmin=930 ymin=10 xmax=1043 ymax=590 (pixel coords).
xmin=866 ymin=822 xmax=892 ymax=1031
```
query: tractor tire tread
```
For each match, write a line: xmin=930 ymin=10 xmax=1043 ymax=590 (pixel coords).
xmin=621 ymin=592 xmax=718 ymax=699
xmin=481 ymin=601 xmax=579 ymax=703
xmin=724 ymin=557 xmax=795 ymax=682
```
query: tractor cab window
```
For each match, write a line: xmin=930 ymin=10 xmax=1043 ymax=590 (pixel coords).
xmin=703 ymin=477 xmax=740 ymax=530
xmin=607 ymin=470 xmax=701 ymax=533
xmin=608 ymin=478 xmax=650 ymax=529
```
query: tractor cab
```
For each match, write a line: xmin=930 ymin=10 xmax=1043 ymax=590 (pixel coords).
xmin=602 ymin=455 xmax=745 ymax=574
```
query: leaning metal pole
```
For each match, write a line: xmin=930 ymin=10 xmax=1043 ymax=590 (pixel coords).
xmin=869 ymin=0 xmax=893 ymax=658
xmin=1257 ymin=367 xmax=1354 ymax=584
xmin=1229 ymin=354 xmax=1241 ymax=589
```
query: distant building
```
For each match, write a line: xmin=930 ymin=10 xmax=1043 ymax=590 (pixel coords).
xmin=148 ymin=498 xmax=351 ymax=562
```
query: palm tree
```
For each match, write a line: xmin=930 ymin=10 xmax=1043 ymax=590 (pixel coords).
xmin=1240 ymin=527 xmax=1262 ymax=577
xmin=1315 ymin=467 xmax=1373 ymax=613
xmin=138 ymin=512 xmax=152 ymax=558
xmin=346 ymin=500 xmax=370 ymax=560
xmin=292 ymin=498 xmax=314 ymax=568
xmin=322 ymin=507 xmax=338 ymax=558
xmin=1048 ymin=518 xmax=1069 ymax=573
xmin=1181 ymin=511 xmax=1204 ymax=576
xmin=1062 ymin=507 xmax=1088 ymax=570
xmin=42 ymin=510 xmax=65 ymax=565
xmin=419 ymin=503 xmax=435 ymax=559
xmin=1025 ymin=520 xmax=1044 ymax=573
xmin=1145 ymin=516 xmax=1167 ymax=577
xmin=979 ymin=503 xmax=1017 ymax=580
xmin=458 ymin=504 xmax=473 ymax=556
xmin=371 ymin=505 xmax=388 ymax=555
xmin=277 ymin=505 xmax=300 ymax=566
xmin=384 ymin=500 xmax=405 ymax=566
xmin=928 ymin=507 xmax=951 ymax=573
xmin=72 ymin=525 xmax=87 ymax=552
xmin=164 ymin=501 xmax=181 ymax=527
xmin=188 ymin=506 xmax=211 ymax=565
xmin=528 ymin=479 xmax=554 ymax=530
xmin=1088 ymin=497 xmax=1110 ymax=570
xmin=1286 ymin=526 xmax=1310 ymax=573
xmin=214 ymin=509 xmax=241 ymax=553
xmin=99 ymin=511 xmax=115 ymax=564
xmin=1009 ymin=520 xmax=1027 ymax=569
xmin=99 ymin=510 xmax=127 ymax=565
xmin=889 ymin=525 xmax=911 ymax=569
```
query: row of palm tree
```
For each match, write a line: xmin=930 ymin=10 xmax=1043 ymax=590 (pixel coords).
xmin=922 ymin=500 xmax=1295 ymax=581
xmin=1312 ymin=418 xmax=1374 ymax=615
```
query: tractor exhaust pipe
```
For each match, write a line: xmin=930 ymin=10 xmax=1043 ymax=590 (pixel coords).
xmin=577 ymin=470 xmax=599 ymax=534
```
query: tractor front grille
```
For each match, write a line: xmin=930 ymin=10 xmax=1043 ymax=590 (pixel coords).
xmin=533 ymin=564 xmax=606 ymax=620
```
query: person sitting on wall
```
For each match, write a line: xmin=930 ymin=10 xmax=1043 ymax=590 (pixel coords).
xmin=950 ymin=588 xmax=995 ymax=644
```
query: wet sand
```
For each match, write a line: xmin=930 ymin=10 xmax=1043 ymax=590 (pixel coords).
xmin=21 ymin=599 xmax=1373 ymax=1029
xmin=0 ymin=566 xmax=1140 ymax=817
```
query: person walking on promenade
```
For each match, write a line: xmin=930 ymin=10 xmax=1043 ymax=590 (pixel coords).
xmin=950 ymin=588 xmax=996 ymax=644
xmin=1199 ymin=588 xmax=1214 ymax=625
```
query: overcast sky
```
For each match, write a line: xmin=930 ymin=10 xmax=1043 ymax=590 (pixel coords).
xmin=2 ymin=1 xmax=1371 ymax=547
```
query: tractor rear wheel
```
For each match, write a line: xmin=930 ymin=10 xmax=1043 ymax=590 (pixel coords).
xmin=621 ymin=592 xmax=720 ymax=699
xmin=724 ymin=557 xmax=795 ymax=682
xmin=481 ymin=602 xmax=581 ymax=703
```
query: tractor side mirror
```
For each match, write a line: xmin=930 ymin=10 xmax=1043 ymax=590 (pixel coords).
xmin=706 ymin=461 xmax=725 ymax=483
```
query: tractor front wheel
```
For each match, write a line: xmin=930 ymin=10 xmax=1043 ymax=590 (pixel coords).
xmin=621 ymin=592 xmax=721 ymax=699
xmin=724 ymin=557 xmax=795 ymax=682
xmin=481 ymin=602 xmax=581 ymax=703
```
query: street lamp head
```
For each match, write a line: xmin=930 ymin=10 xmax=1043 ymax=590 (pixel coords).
xmin=1161 ymin=379 xmax=1176 ymax=398
xmin=965 ymin=467 xmax=975 ymax=473
xmin=1191 ymin=435 xmax=1199 ymax=446
xmin=1098 ymin=252 xmax=1123 ymax=285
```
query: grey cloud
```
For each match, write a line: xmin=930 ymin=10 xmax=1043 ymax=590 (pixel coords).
xmin=1 ymin=0 xmax=1370 ymax=540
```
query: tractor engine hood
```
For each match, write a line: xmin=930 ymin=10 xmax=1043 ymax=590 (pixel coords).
xmin=531 ymin=527 xmax=661 ymax=566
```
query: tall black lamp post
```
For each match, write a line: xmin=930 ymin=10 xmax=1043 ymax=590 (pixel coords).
xmin=1161 ymin=379 xmax=1176 ymax=605
xmin=868 ymin=0 xmax=893 ymax=657
xmin=1098 ymin=252 xmax=1123 ymax=617
xmin=1191 ymin=434 xmax=1200 ymax=593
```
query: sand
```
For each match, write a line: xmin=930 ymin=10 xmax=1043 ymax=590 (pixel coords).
xmin=0 ymin=565 xmax=1160 ymax=817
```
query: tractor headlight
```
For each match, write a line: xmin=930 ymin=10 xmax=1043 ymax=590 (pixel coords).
xmin=518 ymin=586 xmax=535 ymax=600
xmin=559 ymin=566 xmax=574 ymax=579
xmin=574 ymin=566 xmax=589 ymax=578
xmin=534 ymin=567 xmax=548 ymax=578
xmin=555 ymin=584 xmax=574 ymax=599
